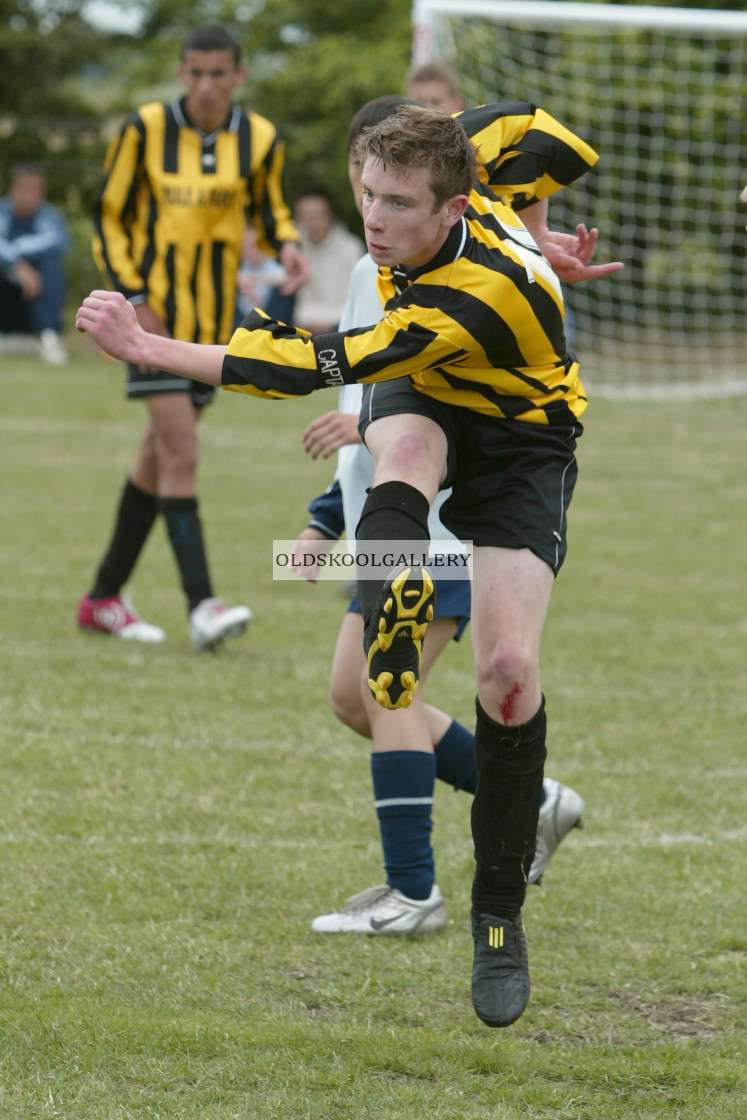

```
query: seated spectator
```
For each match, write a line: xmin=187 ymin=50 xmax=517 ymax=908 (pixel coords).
xmin=0 ymin=162 xmax=69 ymax=364
xmin=236 ymin=225 xmax=288 ymax=322
xmin=292 ymin=185 xmax=364 ymax=334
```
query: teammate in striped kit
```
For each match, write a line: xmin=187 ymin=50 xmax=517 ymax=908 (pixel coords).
xmin=77 ymin=25 xmax=308 ymax=650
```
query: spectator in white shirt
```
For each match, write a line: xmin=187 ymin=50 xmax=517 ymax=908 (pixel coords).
xmin=292 ymin=185 xmax=364 ymax=334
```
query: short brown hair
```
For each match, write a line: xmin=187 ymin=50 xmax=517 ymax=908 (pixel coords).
xmin=406 ymin=60 xmax=461 ymax=99
xmin=354 ymin=104 xmax=476 ymax=210
xmin=347 ymin=95 xmax=418 ymax=151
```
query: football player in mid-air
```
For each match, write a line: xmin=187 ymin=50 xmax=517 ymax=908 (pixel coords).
xmin=77 ymin=102 xmax=621 ymax=1028
xmin=290 ymin=94 xmax=586 ymax=941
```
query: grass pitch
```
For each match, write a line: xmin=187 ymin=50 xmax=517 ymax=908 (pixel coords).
xmin=1 ymin=338 xmax=745 ymax=1119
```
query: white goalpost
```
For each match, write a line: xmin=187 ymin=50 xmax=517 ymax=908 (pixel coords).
xmin=412 ymin=0 xmax=747 ymax=399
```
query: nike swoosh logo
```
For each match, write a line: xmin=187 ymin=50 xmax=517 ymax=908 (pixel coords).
xmin=370 ymin=913 xmax=405 ymax=930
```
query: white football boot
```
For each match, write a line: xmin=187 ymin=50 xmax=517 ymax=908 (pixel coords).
xmin=312 ymin=883 xmax=446 ymax=935
xmin=529 ymin=777 xmax=585 ymax=884
xmin=189 ymin=597 xmax=252 ymax=652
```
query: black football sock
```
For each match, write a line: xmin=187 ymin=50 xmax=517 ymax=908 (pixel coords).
xmin=355 ymin=480 xmax=430 ymax=627
xmin=433 ymin=718 xmax=545 ymax=800
xmin=90 ymin=478 xmax=158 ymax=599
xmin=471 ymin=696 xmax=547 ymax=918
xmin=159 ymin=496 xmax=213 ymax=613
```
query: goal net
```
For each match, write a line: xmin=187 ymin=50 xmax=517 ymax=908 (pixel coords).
xmin=412 ymin=0 xmax=747 ymax=399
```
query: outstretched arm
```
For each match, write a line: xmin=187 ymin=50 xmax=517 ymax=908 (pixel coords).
xmin=536 ymin=224 xmax=624 ymax=282
xmin=76 ymin=291 xmax=226 ymax=385
xmin=521 ymin=199 xmax=623 ymax=283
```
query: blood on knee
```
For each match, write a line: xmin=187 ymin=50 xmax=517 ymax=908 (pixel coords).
xmin=499 ymin=683 xmax=522 ymax=723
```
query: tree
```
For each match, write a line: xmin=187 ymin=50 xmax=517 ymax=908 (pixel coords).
xmin=239 ymin=0 xmax=412 ymax=225
xmin=0 ymin=0 xmax=111 ymax=166
xmin=0 ymin=1 xmax=129 ymax=298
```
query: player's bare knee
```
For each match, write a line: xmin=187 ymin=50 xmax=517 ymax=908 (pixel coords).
xmin=476 ymin=640 xmax=536 ymax=701
xmin=154 ymin=439 xmax=198 ymax=482
xmin=375 ymin=433 xmax=439 ymax=489
xmin=329 ymin=682 xmax=370 ymax=737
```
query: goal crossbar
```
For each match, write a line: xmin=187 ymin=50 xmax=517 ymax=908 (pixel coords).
xmin=414 ymin=1 xmax=747 ymax=36
xmin=412 ymin=1 xmax=747 ymax=401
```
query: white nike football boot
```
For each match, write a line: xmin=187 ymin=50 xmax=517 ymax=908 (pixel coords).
xmin=311 ymin=883 xmax=446 ymax=935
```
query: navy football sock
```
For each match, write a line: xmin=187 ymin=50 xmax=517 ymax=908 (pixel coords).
xmin=434 ymin=719 xmax=477 ymax=793
xmin=371 ymin=749 xmax=436 ymax=901
xmin=159 ymin=496 xmax=213 ymax=612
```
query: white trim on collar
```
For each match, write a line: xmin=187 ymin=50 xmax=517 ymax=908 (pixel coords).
xmin=169 ymin=100 xmax=241 ymax=144
xmin=453 ymin=215 xmax=468 ymax=261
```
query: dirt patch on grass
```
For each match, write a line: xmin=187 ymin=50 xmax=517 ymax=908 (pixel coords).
xmin=527 ymin=989 xmax=733 ymax=1047
xmin=643 ymin=997 xmax=723 ymax=1039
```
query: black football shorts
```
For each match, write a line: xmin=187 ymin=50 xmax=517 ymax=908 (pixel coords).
xmin=126 ymin=364 xmax=216 ymax=407
xmin=359 ymin=379 xmax=582 ymax=573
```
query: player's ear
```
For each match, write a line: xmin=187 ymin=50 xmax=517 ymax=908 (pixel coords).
xmin=443 ymin=194 xmax=469 ymax=227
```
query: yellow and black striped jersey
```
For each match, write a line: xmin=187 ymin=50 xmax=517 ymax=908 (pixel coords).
xmin=93 ymin=98 xmax=299 ymax=344
xmin=456 ymin=101 xmax=597 ymax=211
xmin=222 ymin=103 xmax=597 ymax=424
